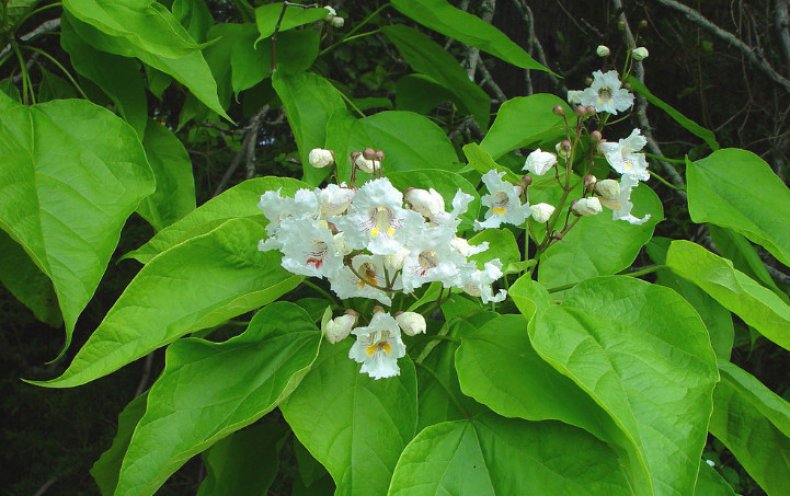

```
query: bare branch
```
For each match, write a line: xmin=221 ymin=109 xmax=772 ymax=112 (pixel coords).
xmin=213 ymin=105 xmax=270 ymax=196
xmin=0 ymin=17 xmax=61 ymax=59
xmin=466 ymin=0 xmax=496 ymax=79
xmin=477 ymin=59 xmax=507 ymax=102
xmin=775 ymin=0 xmax=790 ymax=76
xmin=511 ymin=0 xmax=566 ymax=94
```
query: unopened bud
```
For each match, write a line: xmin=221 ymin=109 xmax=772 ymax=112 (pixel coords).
xmin=354 ymin=154 xmax=379 ymax=174
xmin=309 ymin=148 xmax=335 ymax=168
xmin=372 ymin=305 xmax=385 ymax=314
xmin=583 ymin=174 xmax=597 ymax=193
xmin=572 ymin=197 xmax=603 ymax=217
xmin=324 ymin=310 xmax=358 ymax=344
xmin=555 ymin=142 xmax=570 ymax=159
xmin=513 ymin=184 xmax=524 ymax=196
xmin=638 ymin=19 xmax=648 ymax=29
xmin=552 ymin=105 xmax=566 ymax=116
xmin=523 ymin=148 xmax=557 ymax=176
xmin=395 ymin=311 xmax=426 ymax=336
xmin=363 ymin=147 xmax=377 ymax=160
xmin=632 ymin=47 xmax=649 ymax=61
xmin=584 ymin=105 xmax=596 ymax=116
xmin=552 ymin=232 xmax=564 ymax=241
xmin=529 ymin=203 xmax=555 ymax=223
xmin=591 ymin=130 xmax=603 ymax=142
xmin=585 ymin=76 xmax=594 ymax=86
xmin=384 ymin=247 xmax=409 ymax=272
xmin=330 ymin=16 xmax=344 ymax=28
xmin=520 ymin=175 xmax=533 ymax=188
xmin=596 ymin=45 xmax=610 ymax=57
xmin=323 ymin=5 xmax=337 ymax=21
xmin=617 ymin=20 xmax=626 ymax=31
xmin=574 ymin=105 xmax=587 ymax=117
xmin=375 ymin=150 xmax=385 ymax=161
xmin=595 ymin=179 xmax=620 ymax=200
xmin=406 ymin=188 xmax=445 ymax=218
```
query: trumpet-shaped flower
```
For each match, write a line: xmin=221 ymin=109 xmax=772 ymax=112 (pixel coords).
xmin=568 ymin=70 xmax=634 ymax=115
xmin=400 ymin=226 xmax=466 ymax=292
xmin=602 ymin=174 xmax=652 ymax=225
xmin=475 ymin=171 xmax=531 ymax=230
xmin=458 ymin=260 xmax=507 ymax=303
xmin=598 ymin=129 xmax=650 ymax=182
xmin=349 ymin=312 xmax=406 ymax=379
xmin=277 ymin=218 xmax=344 ymax=278
xmin=258 ymin=188 xmax=320 ymax=251
xmin=330 ymin=254 xmax=394 ymax=306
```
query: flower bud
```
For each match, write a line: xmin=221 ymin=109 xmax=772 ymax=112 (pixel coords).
xmin=638 ymin=19 xmax=648 ymax=29
xmin=590 ymin=130 xmax=603 ymax=142
xmin=617 ymin=20 xmax=626 ymax=31
xmin=529 ymin=203 xmax=555 ymax=223
xmin=552 ymin=105 xmax=566 ymax=116
xmin=585 ymin=76 xmax=594 ymax=86
xmin=555 ymin=142 xmax=569 ymax=159
xmin=395 ymin=311 xmax=426 ymax=336
xmin=330 ymin=16 xmax=345 ymax=28
xmin=384 ymin=247 xmax=409 ymax=271
xmin=318 ymin=184 xmax=355 ymax=215
xmin=323 ymin=5 xmax=337 ymax=20
xmin=596 ymin=45 xmax=610 ymax=57
xmin=595 ymin=179 xmax=620 ymax=200
xmin=450 ymin=236 xmax=488 ymax=257
xmin=574 ymin=105 xmax=587 ymax=117
xmin=324 ymin=310 xmax=358 ymax=344
xmin=523 ymin=148 xmax=557 ymax=176
xmin=513 ymin=184 xmax=524 ymax=196
xmin=584 ymin=105 xmax=596 ymax=116
xmin=572 ymin=197 xmax=603 ymax=217
xmin=308 ymin=148 xmax=334 ymax=168
xmin=363 ymin=147 xmax=377 ymax=160
xmin=583 ymin=174 xmax=597 ymax=193
xmin=354 ymin=154 xmax=379 ymax=174
xmin=406 ymin=188 xmax=445 ymax=218
xmin=519 ymin=175 xmax=533 ymax=189
xmin=632 ymin=47 xmax=649 ymax=61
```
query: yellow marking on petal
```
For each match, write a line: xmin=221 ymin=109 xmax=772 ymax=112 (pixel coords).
xmin=625 ymin=162 xmax=633 ymax=170
xmin=366 ymin=341 xmax=392 ymax=356
xmin=492 ymin=207 xmax=506 ymax=216
xmin=387 ymin=226 xmax=395 ymax=236
xmin=370 ymin=225 xmax=380 ymax=238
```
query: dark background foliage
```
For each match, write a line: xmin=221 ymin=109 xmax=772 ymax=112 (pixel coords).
xmin=1 ymin=0 xmax=787 ymax=494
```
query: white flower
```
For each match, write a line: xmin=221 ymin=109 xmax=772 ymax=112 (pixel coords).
xmin=572 ymin=197 xmax=603 ymax=216
xmin=395 ymin=311 xmax=426 ymax=336
xmin=571 ymin=70 xmax=634 ymax=115
xmin=632 ymin=47 xmax=649 ymax=61
xmin=529 ymin=203 xmax=555 ymax=223
xmin=317 ymin=183 xmax=355 ymax=217
xmin=604 ymin=173 xmax=652 ymax=225
xmin=277 ymin=219 xmax=344 ymax=278
xmin=523 ymin=148 xmax=557 ymax=176
xmin=329 ymin=254 xmax=394 ymax=306
xmin=333 ymin=178 xmax=418 ymax=255
xmin=598 ymin=129 xmax=650 ymax=181
xmin=449 ymin=236 xmax=488 ymax=257
xmin=459 ymin=260 xmax=507 ymax=304
xmin=349 ymin=312 xmax=406 ymax=379
xmin=354 ymin=154 xmax=379 ymax=174
xmin=324 ymin=310 xmax=357 ymax=344
xmin=330 ymin=16 xmax=344 ymax=28
xmin=475 ymin=170 xmax=531 ymax=230
xmin=594 ymin=179 xmax=620 ymax=203
xmin=406 ymin=188 xmax=445 ymax=218
xmin=430 ymin=190 xmax=474 ymax=229
xmin=257 ymin=188 xmax=319 ymax=251
xmin=323 ymin=5 xmax=337 ymax=20
xmin=596 ymin=45 xmax=610 ymax=57
xmin=400 ymin=222 xmax=465 ymax=292
xmin=308 ymin=148 xmax=334 ymax=168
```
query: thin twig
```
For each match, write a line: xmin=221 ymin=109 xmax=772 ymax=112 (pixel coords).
xmin=512 ymin=0 xmax=566 ymax=93
xmin=466 ymin=0 xmax=496 ymax=78
xmin=0 ymin=17 xmax=61 ymax=60
xmin=213 ymin=105 xmax=269 ymax=196
xmin=477 ymin=60 xmax=507 ymax=102
xmin=135 ymin=353 xmax=154 ymax=396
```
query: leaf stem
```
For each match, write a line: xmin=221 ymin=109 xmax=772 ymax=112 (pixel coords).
xmin=23 ymin=45 xmax=89 ymax=99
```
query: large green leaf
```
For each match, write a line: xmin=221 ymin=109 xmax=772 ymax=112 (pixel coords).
xmin=127 ymin=176 xmax=306 ymax=264
xmin=197 ymin=421 xmax=289 ymax=496
xmin=326 ymin=111 xmax=460 ymax=182
xmin=666 ymin=240 xmax=790 ymax=351
xmin=31 ymin=218 xmax=301 ymax=388
xmin=467 ymin=228 xmax=520 ymax=268
xmin=254 ymin=2 xmax=328 ymax=41
xmin=382 ymin=25 xmax=490 ymax=130
xmin=462 ymin=142 xmax=520 ymax=182
xmin=64 ymin=11 xmax=228 ymax=120
xmin=626 ymin=76 xmax=718 ymax=151
xmin=0 ymin=0 xmax=41 ymax=34
xmin=536 ymin=181 xmax=663 ymax=288
xmin=137 ymin=120 xmax=196 ymax=231
xmin=529 ymin=276 xmax=719 ymax=496
xmin=709 ymin=361 xmax=790 ymax=495
xmin=390 ymin=0 xmax=549 ymax=72
xmin=281 ymin=341 xmax=418 ymax=496
xmin=117 ymin=303 xmax=321 ymax=495
xmin=0 ymin=231 xmax=61 ymax=327
xmin=60 ymin=14 xmax=148 ymax=137
xmin=394 ymin=74 xmax=453 ymax=115
xmin=480 ymin=94 xmax=571 ymax=160
xmin=172 ymin=0 xmax=213 ymax=43
xmin=694 ymin=462 xmax=737 ymax=496
xmin=687 ymin=149 xmax=790 ymax=267
xmin=387 ymin=413 xmax=632 ymax=496
xmin=0 ymin=99 xmax=154 ymax=354
xmin=273 ymin=71 xmax=348 ymax=186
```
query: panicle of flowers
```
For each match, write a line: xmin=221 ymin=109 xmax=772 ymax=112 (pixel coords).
xmin=257 ymin=148 xmax=507 ymax=379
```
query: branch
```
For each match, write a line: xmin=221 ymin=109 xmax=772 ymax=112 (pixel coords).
xmin=775 ymin=0 xmax=790 ymax=77
xmin=213 ymin=105 xmax=269 ymax=196
xmin=466 ymin=0 xmax=496 ymax=78
xmin=511 ymin=0 xmax=566 ymax=94
xmin=477 ymin=59 xmax=507 ymax=102
xmin=0 ymin=17 xmax=61 ymax=59
xmin=654 ymin=0 xmax=790 ymax=93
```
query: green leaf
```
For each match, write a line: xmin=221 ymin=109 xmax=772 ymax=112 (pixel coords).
xmin=387 ymin=169 xmax=480 ymax=231
xmin=694 ymin=462 xmax=737 ymax=496
xmin=273 ymin=71 xmax=348 ymax=186
xmin=117 ymin=302 xmax=320 ymax=495
xmin=626 ymin=76 xmax=718 ymax=151
xmin=536 ymin=181 xmax=663 ymax=288
xmin=388 ymin=413 xmax=632 ymax=496
xmin=126 ymin=176 xmax=307 ymax=264
xmin=461 ymin=142 xmax=520 ymax=182
xmin=0 ymin=1 xmax=41 ymax=34
xmin=90 ymin=393 xmax=148 ymax=496
xmin=64 ymin=11 xmax=229 ymax=120
xmin=254 ymin=2 xmax=328 ymax=42
xmin=467 ymin=228 xmax=520 ymax=268
xmin=172 ymin=0 xmax=213 ymax=43
xmin=529 ymin=276 xmax=719 ymax=496
xmin=36 ymin=68 xmax=77 ymax=102
xmin=394 ymin=74 xmax=453 ymax=115
xmin=198 ymin=421 xmax=289 ymax=496
xmin=281 ymin=341 xmax=418 ymax=496
xmin=0 ymin=99 xmax=154 ymax=355
xmin=382 ymin=25 xmax=490 ymax=130
xmin=480 ymin=94 xmax=571 ymax=159
xmin=0 ymin=231 xmax=61 ymax=327
xmin=710 ymin=361 xmax=790 ymax=495
xmin=391 ymin=0 xmax=549 ymax=72
xmin=687 ymin=149 xmax=790 ymax=267
xmin=137 ymin=120 xmax=196 ymax=231
xmin=666 ymin=240 xmax=790 ymax=351
xmin=327 ymin=111 xmax=460 ymax=182
xmin=61 ymin=14 xmax=148 ymax=137
xmin=31 ymin=218 xmax=302 ymax=388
